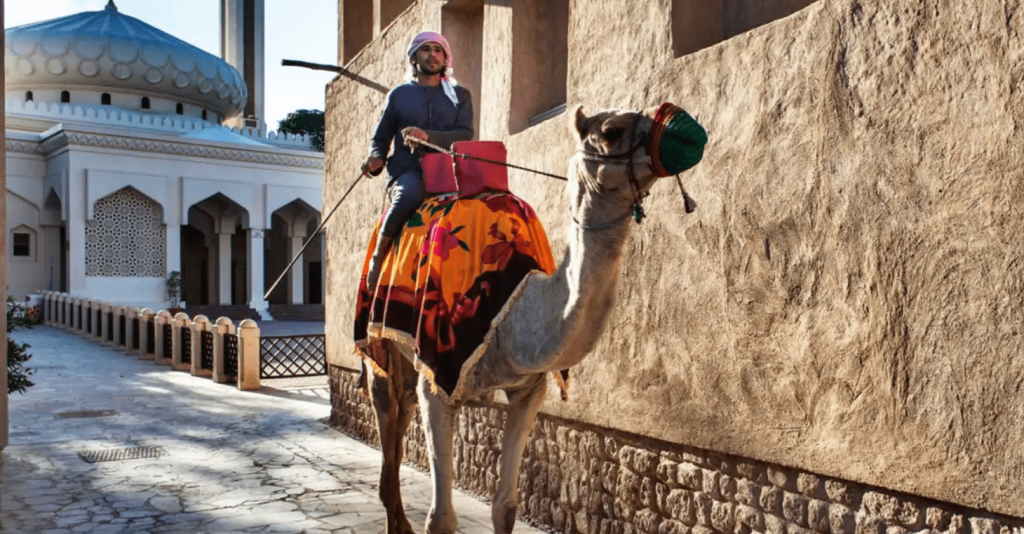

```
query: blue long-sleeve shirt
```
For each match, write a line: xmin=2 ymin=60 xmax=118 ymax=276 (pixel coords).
xmin=368 ymin=81 xmax=474 ymax=180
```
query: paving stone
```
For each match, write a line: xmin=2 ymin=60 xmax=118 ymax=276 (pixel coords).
xmin=2 ymin=326 xmax=548 ymax=534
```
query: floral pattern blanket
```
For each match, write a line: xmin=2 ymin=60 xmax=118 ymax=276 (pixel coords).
xmin=354 ymin=193 xmax=564 ymax=402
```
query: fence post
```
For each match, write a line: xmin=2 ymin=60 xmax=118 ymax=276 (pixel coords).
xmin=112 ymin=306 xmax=126 ymax=350
xmin=70 ymin=298 xmax=79 ymax=331
xmin=126 ymin=307 xmax=139 ymax=355
xmin=76 ymin=299 xmax=85 ymax=333
xmin=190 ymin=315 xmax=212 ymax=378
xmin=99 ymin=303 xmax=112 ymax=346
xmin=154 ymin=310 xmax=173 ymax=365
xmin=56 ymin=294 xmax=65 ymax=328
xmin=91 ymin=301 xmax=103 ymax=341
xmin=212 ymin=317 xmax=236 ymax=384
xmin=139 ymin=308 xmax=155 ymax=360
xmin=171 ymin=312 xmax=191 ymax=371
xmin=237 ymin=319 xmax=261 ymax=391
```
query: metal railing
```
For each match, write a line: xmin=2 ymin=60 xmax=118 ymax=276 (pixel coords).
xmin=201 ymin=331 xmax=214 ymax=371
xmin=106 ymin=313 xmax=114 ymax=342
xmin=132 ymin=318 xmax=140 ymax=351
xmin=181 ymin=327 xmax=192 ymax=365
xmin=147 ymin=320 xmax=156 ymax=354
xmin=162 ymin=323 xmax=172 ymax=358
xmin=259 ymin=335 xmax=326 ymax=378
xmin=223 ymin=334 xmax=239 ymax=377
xmin=118 ymin=315 xmax=126 ymax=346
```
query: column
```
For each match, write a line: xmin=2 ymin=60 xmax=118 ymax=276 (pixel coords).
xmin=288 ymin=235 xmax=304 ymax=305
xmin=218 ymin=232 xmax=233 ymax=305
xmin=247 ymin=229 xmax=268 ymax=315
xmin=166 ymin=223 xmax=181 ymax=306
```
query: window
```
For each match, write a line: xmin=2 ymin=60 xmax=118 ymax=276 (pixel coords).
xmin=25 ymin=91 xmax=33 ymax=102
xmin=13 ymin=233 xmax=30 ymax=257
xmin=176 ymin=103 xmax=184 ymax=115
xmin=510 ymin=0 xmax=568 ymax=133
xmin=341 ymin=0 xmax=373 ymax=64
xmin=101 ymin=93 xmax=111 ymax=105
xmin=672 ymin=0 xmax=818 ymax=57
xmin=141 ymin=97 xmax=151 ymax=109
xmin=60 ymin=91 xmax=70 ymax=103
xmin=442 ymin=0 xmax=483 ymax=137
xmin=202 ymin=109 xmax=208 ymax=121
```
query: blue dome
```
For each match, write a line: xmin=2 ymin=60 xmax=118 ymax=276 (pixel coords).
xmin=5 ymin=1 xmax=247 ymax=118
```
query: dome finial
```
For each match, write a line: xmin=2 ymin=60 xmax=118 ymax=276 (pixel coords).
xmin=105 ymin=0 xmax=117 ymax=11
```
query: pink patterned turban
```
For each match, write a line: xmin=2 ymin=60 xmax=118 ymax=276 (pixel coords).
xmin=407 ymin=31 xmax=453 ymax=74
xmin=407 ymin=31 xmax=459 ymax=105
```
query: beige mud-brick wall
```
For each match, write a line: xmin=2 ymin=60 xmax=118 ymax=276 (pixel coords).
xmin=330 ymin=368 xmax=1024 ymax=534
xmin=326 ymin=0 xmax=1024 ymax=520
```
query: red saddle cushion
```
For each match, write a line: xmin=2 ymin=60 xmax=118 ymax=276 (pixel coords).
xmin=422 ymin=141 xmax=509 ymax=197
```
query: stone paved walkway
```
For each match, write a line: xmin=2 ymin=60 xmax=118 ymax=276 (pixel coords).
xmin=1 ymin=326 xmax=546 ymax=534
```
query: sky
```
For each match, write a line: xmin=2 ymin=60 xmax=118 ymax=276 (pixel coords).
xmin=5 ymin=0 xmax=339 ymax=130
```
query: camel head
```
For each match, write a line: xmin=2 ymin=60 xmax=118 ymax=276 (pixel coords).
xmin=570 ymin=104 xmax=706 ymax=219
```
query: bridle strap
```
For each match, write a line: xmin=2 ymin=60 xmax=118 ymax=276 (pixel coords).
xmin=576 ymin=119 xmax=650 ymax=223
xmin=570 ymin=210 xmax=632 ymax=231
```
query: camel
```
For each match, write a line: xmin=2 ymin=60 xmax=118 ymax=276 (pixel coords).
xmin=366 ymin=103 xmax=696 ymax=534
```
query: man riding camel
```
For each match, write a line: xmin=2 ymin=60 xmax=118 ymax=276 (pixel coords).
xmin=361 ymin=31 xmax=474 ymax=289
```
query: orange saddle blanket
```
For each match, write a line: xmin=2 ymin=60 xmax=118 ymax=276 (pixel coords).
xmin=353 ymin=193 xmax=563 ymax=402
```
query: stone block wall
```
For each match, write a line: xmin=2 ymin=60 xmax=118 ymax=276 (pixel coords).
xmin=330 ymin=365 xmax=1024 ymax=534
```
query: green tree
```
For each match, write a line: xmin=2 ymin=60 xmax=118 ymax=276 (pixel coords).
xmin=278 ymin=109 xmax=325 ymax=151
xmin=7 ymin=298 xmax=35 ymax=395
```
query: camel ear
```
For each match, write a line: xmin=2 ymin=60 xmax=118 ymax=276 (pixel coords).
xmin=571 ymin=104 xmax=591 ymax=141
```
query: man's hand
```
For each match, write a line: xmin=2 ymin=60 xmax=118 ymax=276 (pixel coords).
xmin=362 ymin=156 xmax=384 ymax=176
xmin=402 ymin=127 xmax=428 ymax=148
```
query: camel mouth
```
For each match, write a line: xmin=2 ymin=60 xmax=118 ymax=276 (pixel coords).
xmin=646 ymin=103 xmax=708 ymax=178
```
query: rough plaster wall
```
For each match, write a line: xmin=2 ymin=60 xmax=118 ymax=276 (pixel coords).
xmin=326 ymin=0 xmax=1024 ymax=517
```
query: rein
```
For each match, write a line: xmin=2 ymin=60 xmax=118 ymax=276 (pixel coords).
xmin=408 ymin=138 xmax=568 ymax=181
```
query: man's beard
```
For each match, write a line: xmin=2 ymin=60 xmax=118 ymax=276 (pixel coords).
xmin=416 ymin=62 xmax=445 ymax=76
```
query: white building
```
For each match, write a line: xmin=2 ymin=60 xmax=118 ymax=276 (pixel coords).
xmin=4 ymin=0 xmax=325 ymax=319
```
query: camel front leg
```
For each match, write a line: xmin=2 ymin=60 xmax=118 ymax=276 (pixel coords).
xmin=369 ymin=346 xmax=418 ymax=534
xmin=417 ymin=374 xmax=459 ymax=534
xmin=492 ymin=376 xmax=547 ymax=534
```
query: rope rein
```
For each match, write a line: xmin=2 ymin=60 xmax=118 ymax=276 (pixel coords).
xmin=407 ymin=138 xmax=568 ymax=181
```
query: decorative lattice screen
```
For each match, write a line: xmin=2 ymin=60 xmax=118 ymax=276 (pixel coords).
xmin=86 ymin=187 xmax=166 ymax=277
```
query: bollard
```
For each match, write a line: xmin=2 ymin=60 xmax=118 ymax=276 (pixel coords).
xmin=236 ymin=319 xmax=261 ymax=391
xmin=90 ymin=301 xmax=103 ymax=341
xmin=99 ymin=303 xmax=112 ymax=346
xmin=112 ymin=306 xmax=126 ymax=350
xmin=212 ymin=317 xmax=237 ymax=384
xmin=71 ymin=298 xmax=80 ymax=331
xmin=154 ymin=310 xmax=173 ymax=366
xmin=42 ymin=292 xmax=50 ymax=324
xmin=190 ymin=315 xmax=213 ymax=378
xmin=139 ymin=308 xmax=155 ymax=360
xmin=126 ymin=308 xmax=139 ymax=355
xmin=171 ymin=312 xmax=191 ymax=372
xmin=56 ymin=295 xmax=66 ymax=328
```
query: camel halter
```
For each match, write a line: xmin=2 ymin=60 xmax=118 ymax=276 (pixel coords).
xmin=574 ymin=117 xmax=651 ymax=229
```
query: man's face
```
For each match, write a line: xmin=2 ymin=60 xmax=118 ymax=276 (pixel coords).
xmin=413 ymin=42 xmax=446 ymax=76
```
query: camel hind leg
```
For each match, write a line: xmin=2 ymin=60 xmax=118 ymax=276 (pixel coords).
xmin=492 ymin=375 xmax=547 ymax=534
xmin=368 ymin=341 xmax=419 ymax=534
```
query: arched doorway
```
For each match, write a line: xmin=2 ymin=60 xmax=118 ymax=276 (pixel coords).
xmin=266 ymin=199 xmax=322 ymax=310
xmin=181 ymin=194 xmax=250 ymax=306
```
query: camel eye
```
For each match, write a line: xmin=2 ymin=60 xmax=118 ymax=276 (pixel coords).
xmin=601 ymin=127 xmax=625 ymax=142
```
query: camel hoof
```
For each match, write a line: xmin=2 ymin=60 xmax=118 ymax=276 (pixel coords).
xmin=492 ymin=506 xmax=516 ymax=534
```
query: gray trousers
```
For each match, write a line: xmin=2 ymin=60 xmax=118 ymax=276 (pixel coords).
xmin=381 ymin=170 xmax=426 ymax=238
